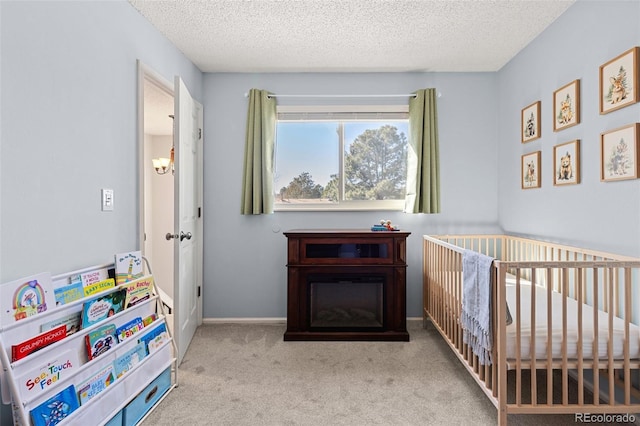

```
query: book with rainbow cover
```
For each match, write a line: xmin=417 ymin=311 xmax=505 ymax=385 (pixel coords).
xmin=1 ymin=272 xmax=55 ymax=326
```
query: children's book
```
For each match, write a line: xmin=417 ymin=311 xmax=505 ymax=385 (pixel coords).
xmin=11 ymin=325 xmax=67 ymax=362
xmin=122 ymin=275 xmax=153 ymax=308
xmin=139 ymin=322 xmax=169 ymax=355
xmin=80 ymin=267 xmax=109 ymax=287
xmin=114 ymin=251 xmax=143 ymax=285
xmin=1 ymin=272 xmax=55 ymax=326
xmin=76 ymin=364 xmax=116 ymax=405
xmin=68 ymin=274 xmax=82 ymax=286
xmin=115 ymin=317 xmax=144 ymax=343
xmin=29 ymin=384 xmax=79 ymax=426
xmin=85 ymin=324 xmax=117 ymax=360
xmin=81 ymin=289 xmax=126 ymax=328
xmin=113 ymin=342 xmax=147 ymax=378
xmin=16 ymin=350 xmax=79 ymax=400
xmin=40 ymin=311 xmax=82 ymax=336
xmin=53 ymin=282 xmax=84 ymax=306
xmin=142 ymin=313 xmax=157 ymax=327
xmin=83 ymin=278 xmax=115 ymax=297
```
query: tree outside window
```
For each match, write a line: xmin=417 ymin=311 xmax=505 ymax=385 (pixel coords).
xmin=275 ymin=121 xmax=408 ymax=209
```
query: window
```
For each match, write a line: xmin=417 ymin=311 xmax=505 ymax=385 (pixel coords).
xmin=274 ymin=105 xmax=409 ymax=211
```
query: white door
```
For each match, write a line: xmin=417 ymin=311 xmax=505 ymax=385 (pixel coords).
xmin=173 ymin=76 xmax=203 ymax=364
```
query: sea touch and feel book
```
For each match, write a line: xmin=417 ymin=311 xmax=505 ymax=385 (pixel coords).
xmin=15 ymin=349 xmax=79 ymax=399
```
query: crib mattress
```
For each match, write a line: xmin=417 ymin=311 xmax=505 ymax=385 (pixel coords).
xmin=504 ymin=281 xmax=640 ymax=361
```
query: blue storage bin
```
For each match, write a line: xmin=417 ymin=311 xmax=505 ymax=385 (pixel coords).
xmin=105 ymin=410 xmax=123 ymax=426
xmin=123 ymin=368 xmax=171 ymax=426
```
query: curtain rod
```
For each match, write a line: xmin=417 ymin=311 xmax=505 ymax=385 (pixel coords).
xmin=243 ymin=93 xmax=447 ymax=98
xmin=268 ymin=94 xmax=417 ymax=99
xmin=243 ymin=92 xmax=442 ymax=98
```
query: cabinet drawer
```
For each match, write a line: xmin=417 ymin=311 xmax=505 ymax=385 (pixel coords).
xmin=299 ymin=238 xmax=394 ymax=264
xmin=123 ymin=368 xmax=171 ymax=426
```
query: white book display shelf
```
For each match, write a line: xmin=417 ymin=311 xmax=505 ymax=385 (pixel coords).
xmin=0 ymin=261 xmax=177 ymax=426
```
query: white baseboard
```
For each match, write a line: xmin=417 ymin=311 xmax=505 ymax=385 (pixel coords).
xmin=202 ymin=317 xmax=286 ymax=324
xmin=202 ymin=317 xmax=424 ymax=324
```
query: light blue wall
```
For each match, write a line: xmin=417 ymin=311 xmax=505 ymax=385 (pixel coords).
xmin=0 ymin=2 xmax=203 ymax=420
xmin=497 ymin=0 xmax=640 ymax=256
xmin=202 ymin=72 xmax=500 ymax=318
xmin=0 ymin=0 xmax=203 ymax=281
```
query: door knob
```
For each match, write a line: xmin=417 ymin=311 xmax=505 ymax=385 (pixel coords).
xmin=180 ymin=231 xmax=192 ymax=241
xmin=166 ymin=232 xmax=179 ymax=240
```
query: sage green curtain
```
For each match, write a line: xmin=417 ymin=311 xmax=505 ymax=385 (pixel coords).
xmin=241 ymin=89 xmax=276 ymax=214
xmin=405 ymin=88 xmax=441 ymax=213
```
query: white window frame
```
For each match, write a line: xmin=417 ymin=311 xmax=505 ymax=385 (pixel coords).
xmin=274 ymin=104 xmax=409 ymax=212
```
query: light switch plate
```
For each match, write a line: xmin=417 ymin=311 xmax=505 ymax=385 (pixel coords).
xmin=102 ymin=188 xmax=114 ymax=211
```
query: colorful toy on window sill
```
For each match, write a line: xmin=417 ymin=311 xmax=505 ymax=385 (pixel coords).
xmin=371 ymin=219 xmax=399 ymax=231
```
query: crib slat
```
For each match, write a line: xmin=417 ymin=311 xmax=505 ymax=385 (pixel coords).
xmin=624 ymin=267 xmax=631 ymax=404
xmin=561 ymin=268 xmax=568 ymax=406
xmin=546 ymin=268 xmax=553 ymax=406
xmin=530 ymin=268 xmax=537 ymax=406
xmin=577 ymin=268 xmax=584 ymax=405
xmin=515 ymin=271 xmax=522 ymax=405
xmin=576 ymin=268 xmax=584 ymax=405
xmin=497 ymin=264 xmax=508 ymax=425
xmin=608 ymin=268 xmax=615 ymax=403
xmin=593 ymin=268 xmax=600 ymax=405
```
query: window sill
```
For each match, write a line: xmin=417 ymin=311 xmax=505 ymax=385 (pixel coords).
xmin=274 ymin=200 xmax=405 ymax=212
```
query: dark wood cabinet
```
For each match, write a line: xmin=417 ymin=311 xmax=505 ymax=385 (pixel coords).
xmin=284 ymin=229 xmax=410 ymax=341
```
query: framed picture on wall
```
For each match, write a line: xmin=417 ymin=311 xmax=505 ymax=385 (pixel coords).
xmin=521 ymin=151 xmax=541 ymax=189
xmin=553 ymin=80 xmax=580 ymax=132
xmin=553 ymin=140 xmax=580 ymax=186
xmin=600 ymin=123 xmax=639 ymax=182
xmin=521 ymin=101 xmax=541 ymax=143
xmin=599 ymin=47 xmax=639 ymax=114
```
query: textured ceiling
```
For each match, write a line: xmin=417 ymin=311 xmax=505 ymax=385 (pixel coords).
xmin=128 ymin=0 xmax=574 ymax=73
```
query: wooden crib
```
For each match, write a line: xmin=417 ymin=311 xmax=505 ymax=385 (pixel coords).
xmin=423 ymin=234 xmax=640 ymax=425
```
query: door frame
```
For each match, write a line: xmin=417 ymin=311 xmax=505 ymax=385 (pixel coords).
xmin=136 ymin=61 xmax=204 ymax=363
xmin=137 ymin=60 xmax=174 ymax=258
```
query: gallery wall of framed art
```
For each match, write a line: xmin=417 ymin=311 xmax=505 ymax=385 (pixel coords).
xmin=519 ymin=45 xmax=639 ymax=191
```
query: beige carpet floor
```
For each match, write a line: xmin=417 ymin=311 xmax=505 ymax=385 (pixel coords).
xmin=141 ymin=320 xmax=636 ymax=426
